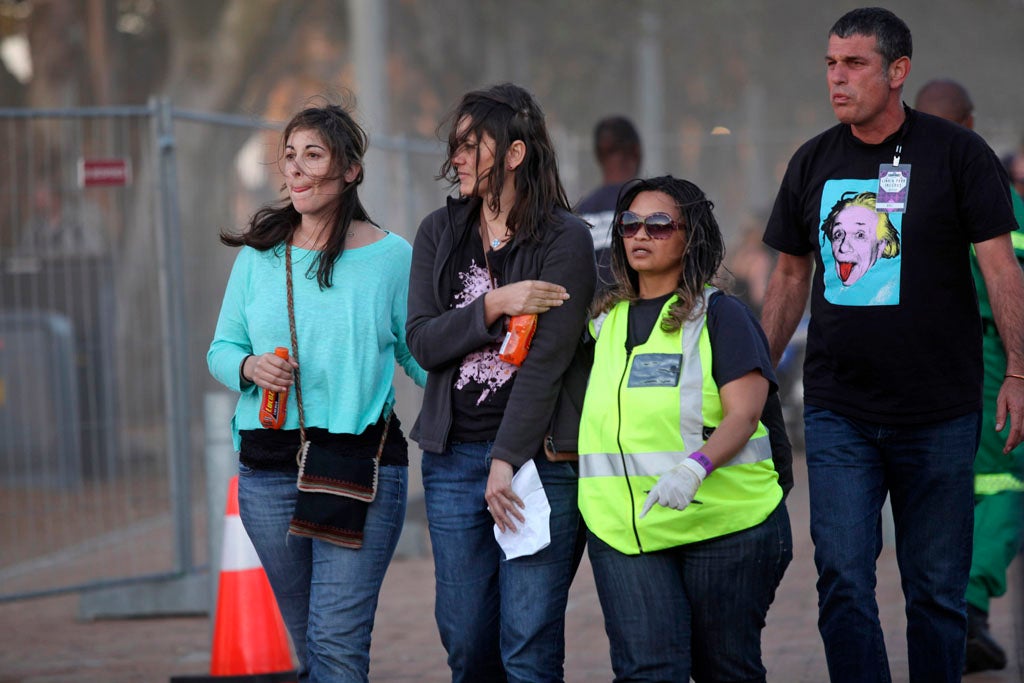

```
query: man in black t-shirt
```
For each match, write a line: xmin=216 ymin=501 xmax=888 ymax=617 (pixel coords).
xmin=760 ymin=8 xmax=1024 ymax=682
xmin=576 ymin=116 xmax=641 ymax=292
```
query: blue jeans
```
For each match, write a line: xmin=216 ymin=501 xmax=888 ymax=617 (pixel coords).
xmin=587 ymin=502 xmax=792 ymax=682
xmin=804 ymin=406 xmax=979 ymax=683
xmin=422 ymin=443 xmax=580 ymax=683
xmin=237 ymin=463 xmax=407 ymax=683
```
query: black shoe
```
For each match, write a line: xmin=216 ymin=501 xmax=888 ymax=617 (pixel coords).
xmin=964 ymin=605 xmax=1007 ymax=674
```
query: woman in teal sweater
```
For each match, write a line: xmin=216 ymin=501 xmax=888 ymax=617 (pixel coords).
xmin=207 ymin=102 xmax=424 ymax=682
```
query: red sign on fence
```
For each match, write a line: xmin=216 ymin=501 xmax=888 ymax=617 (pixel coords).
xmin=78 ymin=158 xmax=132 ymax=187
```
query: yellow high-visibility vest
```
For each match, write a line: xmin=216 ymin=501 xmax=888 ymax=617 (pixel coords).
xmin=578 ymin=291 xmax=781 ymax=555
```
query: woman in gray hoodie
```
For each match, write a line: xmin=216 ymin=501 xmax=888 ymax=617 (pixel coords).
xmin=406 ymin=83 xmax=595 ymax=683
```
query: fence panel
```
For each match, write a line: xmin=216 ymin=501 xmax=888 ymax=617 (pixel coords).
xmin=0 ymin=106 xmax=174 ymax=599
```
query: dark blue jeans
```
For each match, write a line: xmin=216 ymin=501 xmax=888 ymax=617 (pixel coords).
xmin=237 ymin=463 xmax=407 ymax=683
xmin=587 ymin=503 xmax=792 ymax=682
xmin=422 ymin=443 xmax=580 ymax=683
xmin=804 ymin=406 xmax=979 ymax=683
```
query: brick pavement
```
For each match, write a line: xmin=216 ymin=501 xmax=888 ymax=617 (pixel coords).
xmin=1 ymin=455 xmax=1020 ymax=682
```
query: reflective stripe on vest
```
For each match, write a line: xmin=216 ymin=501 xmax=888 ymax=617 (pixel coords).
xmin=581 ymin=443 xmax=772 ymax=478
xmin=578 ymin=290 xmax=781 ymax=555
xmin=975 ymin=472 xmax=1024 ymax=495
xmin=1012 ymin=230 xmax=1024 ymax=252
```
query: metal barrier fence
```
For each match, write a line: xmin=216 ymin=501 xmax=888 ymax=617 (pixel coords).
xmin=0 ymin=100 xmax=447 ymax=606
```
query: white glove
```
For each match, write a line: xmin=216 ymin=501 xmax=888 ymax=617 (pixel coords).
xmin=639 ymin=457 xmax=707 ymax=518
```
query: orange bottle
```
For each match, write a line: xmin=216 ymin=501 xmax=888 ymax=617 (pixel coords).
xmin=258 ymin=347 xmax=290 ymax=429
xmin=498 ymin=314 xmax=537 ymax=366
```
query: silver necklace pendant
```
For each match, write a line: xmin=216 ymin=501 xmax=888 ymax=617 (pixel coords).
xmin=491 ymin=238 xmax=501 ymax=249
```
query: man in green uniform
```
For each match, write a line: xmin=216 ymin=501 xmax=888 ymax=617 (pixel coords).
xmin=915 ymin=77 xmax=1024 ymax=674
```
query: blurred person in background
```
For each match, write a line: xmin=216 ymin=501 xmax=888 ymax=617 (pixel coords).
xmin=725 ymin=221 xmax=797 ymax=496
xmin=761 ymin=8 xmax=1024 ymax=681
xmin=914 ymin=76 xmax=1024 ymax=675
xmin=17 ymin=178 xmax=107 ymax=258
xmin=575 ymin=115 xmax=642 ymax=292
xmin=1008 ymin=148 xmax=1024 ymax=200
xmin=207 ymin=102 xmax=426 ymax=682
xmin=726 ymin=223 xmax=775 ymax=316
xmin=578 ymin=176 xmax=791 ymax=682
xmin=406 ymin=82 xmax=595 ymax=683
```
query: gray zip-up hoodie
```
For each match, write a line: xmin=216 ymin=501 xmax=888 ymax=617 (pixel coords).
xmin=406 ymin=196 xmax=596 ymax=467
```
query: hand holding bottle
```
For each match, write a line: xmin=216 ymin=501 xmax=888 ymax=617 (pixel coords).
xmin=483 ymin=280 xmax=568 ymax=325
xmin=242 ymin=347 xmax=298 ymax=393
xmin=248 ymin=347 xmax=296 ymax=430
xmin=498 ymin=314 xmax=537 ymax=366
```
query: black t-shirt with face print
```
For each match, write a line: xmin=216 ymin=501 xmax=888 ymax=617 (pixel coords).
xmin=764 ymin=108 xmax=1017 ymax=424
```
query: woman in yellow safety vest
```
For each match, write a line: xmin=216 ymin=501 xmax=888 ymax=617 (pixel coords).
xmin=577 ymin=175 xmax=792 ymax=682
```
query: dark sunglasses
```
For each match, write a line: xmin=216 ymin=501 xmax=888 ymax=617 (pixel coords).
xmin=614 ymin=211 xmax=685 ymax=239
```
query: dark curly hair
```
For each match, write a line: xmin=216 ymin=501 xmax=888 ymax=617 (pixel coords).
xmin=596 ymin=175 xmax=725 ymax=332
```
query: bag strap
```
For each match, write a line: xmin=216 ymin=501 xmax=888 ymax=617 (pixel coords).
xmin=285 ymin=244 xmax=308 ymax=443
xmin=286 ymin=243 xmax=392 ymax=459
xmin=376 ymin=411 xmax=393 ymax=461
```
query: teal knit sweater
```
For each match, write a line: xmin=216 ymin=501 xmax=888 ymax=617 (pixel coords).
xmin=207 ymin=233 xmax=426 ymax=450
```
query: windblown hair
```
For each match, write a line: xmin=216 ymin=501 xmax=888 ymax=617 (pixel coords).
xmin=220 ymin=99 xmax=373 ymax=289
xmin=829 ymin=7 xmax=912 ymax=68
xmin=597 ymin=176 xmax=725 ymax=332
xmin=437 ymin=83 xmax=570 ymax=242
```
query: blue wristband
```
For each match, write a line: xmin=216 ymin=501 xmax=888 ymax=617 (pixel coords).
xmin=688 ymin=451 xmax=714 ymax=476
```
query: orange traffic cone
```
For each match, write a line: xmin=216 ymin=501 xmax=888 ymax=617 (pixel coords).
xmin=171 ymin=476 xmax=298 ymax=682
xmin=212 ymin=475 xmax=297 ymax=678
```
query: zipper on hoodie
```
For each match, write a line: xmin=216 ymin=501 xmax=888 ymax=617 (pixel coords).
xmin=437 ymin=200 xmax=460 ymax=310
xmin=432 ymin=200 xmax=463 ymax=447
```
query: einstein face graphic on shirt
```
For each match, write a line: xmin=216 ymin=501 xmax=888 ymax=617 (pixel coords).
xmin=819 ymin=182 xmax=902 ymax=306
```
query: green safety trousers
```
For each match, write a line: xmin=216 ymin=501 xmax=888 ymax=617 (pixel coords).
xmin=966 ymin=331 xmax=1024 ymax=612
